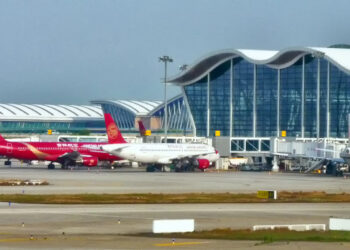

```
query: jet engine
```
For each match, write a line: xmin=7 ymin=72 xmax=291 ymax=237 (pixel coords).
xmin=196 ymin=159 xmax=210 ymax=170
xmin=81 ymin=156 xmax=98 ymax=167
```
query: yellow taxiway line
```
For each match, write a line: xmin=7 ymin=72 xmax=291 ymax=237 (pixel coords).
xmin=154 ymin=241 xmax=209 ymax=247
xmin=0 ymin=237 xmax=38 ymax=243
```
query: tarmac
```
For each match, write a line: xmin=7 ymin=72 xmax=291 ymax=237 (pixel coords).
xmin=1 ymin=163 xmax=350 ymax=249
xmin=0 ymin=202 xmax=350 ymax=249
xmin=0 ymin=164 xmax=349 ymax=194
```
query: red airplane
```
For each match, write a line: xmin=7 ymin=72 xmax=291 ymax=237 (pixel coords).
xmin=137 ymin=120 xmax=147 ymax=136
xmin=0 ymin=113 xmax=126 ymax=169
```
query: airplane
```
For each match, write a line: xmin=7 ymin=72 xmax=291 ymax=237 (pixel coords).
xmin=102 ymin=114 xmax=220 ymax=172
xmin=137 ymin=120 xmax=147 ymax=136
xmin=0 ymin=114 xmax=126 ymax=169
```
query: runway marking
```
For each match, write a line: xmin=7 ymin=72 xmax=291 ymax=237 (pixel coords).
xmin=0 ymin=235 xmax=84 ymax=243
xmin=0 ymin=237 xmax=49 ymax=243
xmin=0 ymin=237 xmax=29 ymax=243
xmin=154 ymin=241 xmax=209 ymax=247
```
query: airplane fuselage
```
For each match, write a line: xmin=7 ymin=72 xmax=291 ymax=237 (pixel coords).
xmin=0 ymin=141 xmax=120 ymax=162
xmin=103 ymin=143 xmax=219 ymax=164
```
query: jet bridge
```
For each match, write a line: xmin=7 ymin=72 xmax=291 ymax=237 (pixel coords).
xmin=270 ymin=137 xmax=348 ymax=173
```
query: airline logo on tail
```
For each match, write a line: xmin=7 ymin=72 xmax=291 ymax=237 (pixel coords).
xmin=104 ymin=113 xmax=127 ymax=144
xmin=107 ymin=123 xmax=119 ymax=140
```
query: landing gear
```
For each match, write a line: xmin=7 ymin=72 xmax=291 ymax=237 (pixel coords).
xmin=4 ymin=160 xmax=11 ymax=166
xmin=175 ymin=159 xmax=195 ymax=172
xmin=60 ymin=159 xmax=75 ymax=170
xmin=146 ymin=165 xmax=156 ymax=172
xmin=146 ymin=164 xmax=162 ymax=172
xmin=48 ymin=163 xmax=55 ymax=170
xmin=61 ymin=162 xmax=69 ymax=170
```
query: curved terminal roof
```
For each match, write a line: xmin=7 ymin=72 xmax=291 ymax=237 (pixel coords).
xmin=168 ymin=47 xmax=350 ymax=85
xmin=91 ymin=100 xmax=162 ymax=116
xmin=148 ymin=95 xmax=184 ymax=116
xmin=0 ymin=104 xmax=103 ymax=121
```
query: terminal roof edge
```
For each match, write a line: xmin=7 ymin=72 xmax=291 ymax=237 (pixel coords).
xmin=168 ymin=47 xmax=350 ymax=86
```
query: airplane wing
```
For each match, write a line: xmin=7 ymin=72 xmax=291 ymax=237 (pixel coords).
xmin=101 ymin=144 xmax=129 ymax=153
xmin=57 ymin=151 xmax=82 ymax=161
xmin=158 ymin=152 xmax=213 ymax=164
xmin=41 ymin=151 xmax=85 ymax=163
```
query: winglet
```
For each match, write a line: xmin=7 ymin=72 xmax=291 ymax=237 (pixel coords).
xmin=138 ymin=120 xmax=147 ymax=136
xmin=104 ymin=113 xmax=127 ymax=144
xmin=0 ymin=134 xmax=7 ymax=143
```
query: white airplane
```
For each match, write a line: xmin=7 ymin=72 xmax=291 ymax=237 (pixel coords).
xmin=102 ymin=114 xmax=220 ymax=172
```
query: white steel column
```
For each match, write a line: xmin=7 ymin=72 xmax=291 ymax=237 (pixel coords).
xmin=181 ymin=87 xmax=196 ymax=137
xmin=301 ymin=56 xmax=305 ymax=138
xmin=253 ymin=64 xmax=257 ymax=137
xmin=317 ymin=58 xmax=321 ymax=138
xmin=230 ymin=59 xmax=233 ymax=138
xmin=207 ymin=74 xmax=210 ymax=137
xmin=277 ymin=69 xmax=280 ymax=137
xmin=327 ymin=62 xmax=330 ymax=138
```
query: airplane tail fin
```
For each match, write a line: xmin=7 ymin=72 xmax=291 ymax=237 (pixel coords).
xmin=104 ymin=113 xmax=127 ymax=144
xmin=138 ymin=120 xmax=147 ymax=136
xmin=0 ymin=134 xmax=7 ymax=143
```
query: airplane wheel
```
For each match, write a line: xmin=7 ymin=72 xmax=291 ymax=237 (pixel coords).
xmin=48 ymin=163 xmax=55 ymax=170
xmin=175 ymin=167 xmax=182 ymax=172
xmin=187 ymin=165 xmax=195 ymax=172
xmin=4 ymin=160 xmax=11 ymax=166
xmin=61 ymin=160 xmax=71 ymax=170
xmin=146 ymin=165 xmax=155 ymax=172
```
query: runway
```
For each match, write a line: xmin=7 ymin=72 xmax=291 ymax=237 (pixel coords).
xmin=0 ymin=165 xmax=349 ymax=194
xmin=0 ymin=202 xmax=349 ymax=249
xmin=1 ymin=202 xmax=349 ymax=234
xmin=1 ymin=164 xmax=350 ymax=249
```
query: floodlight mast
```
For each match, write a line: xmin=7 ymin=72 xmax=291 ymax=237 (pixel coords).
xmin=159 ymin=55 xmax=173 ymax=142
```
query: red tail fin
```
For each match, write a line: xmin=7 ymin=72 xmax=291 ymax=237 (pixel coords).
xmin=0 ymin=134 xmax=7 ymax=143
xmin=104 ymin=113 xmax=126 ymax=144
xmin=138 ymin=120 xmax=147 ymax=136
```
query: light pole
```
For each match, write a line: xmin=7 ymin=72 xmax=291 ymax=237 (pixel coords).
xmin=159 ymin=55 xmax=173 ymax=142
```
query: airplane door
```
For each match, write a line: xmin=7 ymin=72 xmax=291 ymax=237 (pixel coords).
xmin=7 ymin=143 xmax=12 ymax=153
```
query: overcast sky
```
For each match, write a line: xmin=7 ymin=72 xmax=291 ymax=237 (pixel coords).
xmin=0 ymin=0 xmax=349 ymax=105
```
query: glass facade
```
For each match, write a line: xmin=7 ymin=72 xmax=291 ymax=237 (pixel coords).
xmin=256 ymin=65 xmax=277 ymax=137
xmin=184 ymin=76 xmax=208 ymax=136
xmin=101 ymin=103 xmax=135 ymax=130
xmin=232 ymin=58 xmax=254 ymax=137
xmin=151 ymin=97 xmax=192 ymax=133
xmin=304 ymin=55 xmax=317 ymax=137
xmin=319 ymin=59 xmax=328 ymax=138
xmin=183 ymin=54 xmax=350 ymax=139
xmin=209 ymin=61 xmax=231 ymax=136
xmin=329 ymin=64 xmax=350 ymax=138
xmin=280 ymin=58 xmax=302 ymax=137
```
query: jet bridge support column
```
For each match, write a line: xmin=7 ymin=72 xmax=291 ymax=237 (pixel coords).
xmin=272 ymin=155 xmax=279 ymax=172
xmin=271 ymin=137 xmax=279 ymax=172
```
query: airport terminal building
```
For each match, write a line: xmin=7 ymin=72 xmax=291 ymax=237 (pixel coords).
xmin=0 ymin=104 xmax=105 ymax=134
xmin=92 ymin=95 xmax=192 ymax=134
xmin=0 ymin=96 xmax=192 ymax=135
xmin=168 ymin=47 xmax=350 ymax=152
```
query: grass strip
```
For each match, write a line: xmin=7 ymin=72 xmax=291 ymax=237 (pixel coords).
xmin=1 ymin=191 xmax=350 ymax=204
xmin=143 ymin=228 xmax=350 ymax=243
